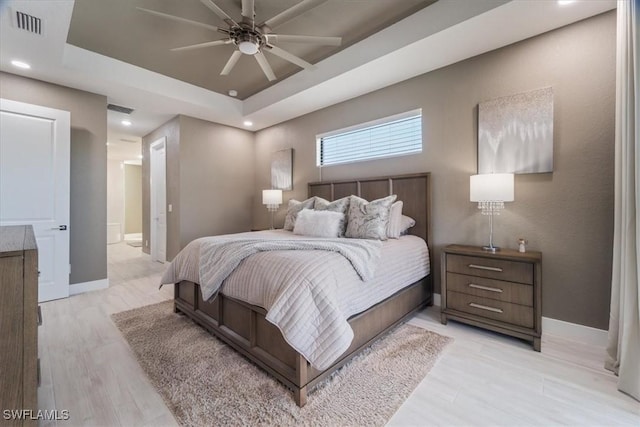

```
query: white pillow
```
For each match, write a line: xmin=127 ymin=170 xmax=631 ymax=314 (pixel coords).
xmin=283 ymin=197 xmax=315 ymax=231
xmin=293 ymin=209 xmax=345 ymax=238
xmin=399 ymin=215 xmax=416 ymax=235
xmin=386 ymin=201 xmax=404 ymax=239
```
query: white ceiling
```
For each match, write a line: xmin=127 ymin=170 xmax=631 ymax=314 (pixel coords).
xmin=0 ymin=0 xmax=616 ymax=140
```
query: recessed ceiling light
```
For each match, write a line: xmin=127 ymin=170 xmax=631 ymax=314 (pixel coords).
xmin=243 ymin=120 xmax=253 ymax=127
xmin=558 ymin=0 xmax=576 ymax=5
xmin=11 ymin=60 xmax=31 ymax=69
xmin=228 ymin=90 xmax=238 ymax=97
xmin=121 ymin=119 xmax=132 ymax=126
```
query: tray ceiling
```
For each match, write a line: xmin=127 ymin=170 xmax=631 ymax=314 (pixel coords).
xmin=67 ymin=0 xmax=436 ymax=99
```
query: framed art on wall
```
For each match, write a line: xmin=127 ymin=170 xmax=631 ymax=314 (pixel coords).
xmin=478 ymin=87 xmax=554 ymax=174
xmin=271 ymin=148 xmax=293 ymax=190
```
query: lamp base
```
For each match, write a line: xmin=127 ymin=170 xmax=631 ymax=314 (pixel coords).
xmin=482 ymin=245 xmax=500 ymax=253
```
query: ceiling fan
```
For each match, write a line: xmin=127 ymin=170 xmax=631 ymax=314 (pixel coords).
xmin=137 ymin=0 xmax=342 ymax=82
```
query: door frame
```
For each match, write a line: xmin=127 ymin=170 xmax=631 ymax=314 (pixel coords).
xmin=150 ymin=137 xmax=166 ymax=263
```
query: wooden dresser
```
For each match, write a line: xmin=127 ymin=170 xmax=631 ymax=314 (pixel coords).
xmin=0 ymin=225 xmax=39 ymax=426
xmin=441 ymin=244 xmax=542 ymax=351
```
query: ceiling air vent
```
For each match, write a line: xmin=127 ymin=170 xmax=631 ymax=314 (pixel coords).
xmin=107 ymin=104 xmax=135 ymax=114
xmin=120 ymin=138 xmax=138 ymax=143
xmin=14 ymin=10 xmax=42 ymax=35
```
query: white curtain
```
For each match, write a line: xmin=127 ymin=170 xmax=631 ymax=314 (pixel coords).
xmin=605 ymin=0 xmax=640 ymax=402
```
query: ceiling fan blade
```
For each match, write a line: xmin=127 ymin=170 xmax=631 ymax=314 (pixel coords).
xmin=221 ymin=51 xmax=243 ymax=75
xmin=254 ymin=52 xmax=276 ymax=81
xmin=241 ymin=0 xmax=255 ymax=20
xmin=200 ymin=0 xmax=238 ymax=27
xmin=265 ymin=45 xmax=313 ymax=70
xmin=136 ymin=7 xmax=220 ymax=32
xmin=171 ymin=39 xmax=231 ymax=52
xmin=265 ymin=34 xmax=341 ymax=46
xmin=261 ymin=0 xmax=328 ymax=31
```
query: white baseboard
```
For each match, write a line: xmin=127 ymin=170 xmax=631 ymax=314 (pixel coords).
xmin=431 ymin=293 xmax=608 ymax=347
xmin=542 ymin=317 xmax=608 ymax=347
xmin=69 ymin=278 xmax=109 ymax=295
xmin=124 ymin=233 xmax=142 ymax=240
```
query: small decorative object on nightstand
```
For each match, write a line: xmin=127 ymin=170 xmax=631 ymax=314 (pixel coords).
xmin=518 ymin=238 xmax=527 ymax=253
xmin=441 ymin=244 xmax=542 ymax=351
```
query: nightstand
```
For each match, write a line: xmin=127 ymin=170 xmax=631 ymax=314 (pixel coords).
xmin=441 ymin=244 xmax=542 ymax=351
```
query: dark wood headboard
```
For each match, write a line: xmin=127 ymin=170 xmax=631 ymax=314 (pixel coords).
xmin=308 ymin=173 xmax=431 ymax=248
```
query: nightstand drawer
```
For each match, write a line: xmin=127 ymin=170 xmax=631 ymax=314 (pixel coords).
xmin=446 ymin=272 xmax=533 ymax=306
xmin=447 ymin=291 xmax=534 ymax=328
xmin=446 ymin=254 xmax=533 ymax=284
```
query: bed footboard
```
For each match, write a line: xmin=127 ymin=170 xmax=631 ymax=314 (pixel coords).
xmin=174 ymin=275 xmax=432 ymax=406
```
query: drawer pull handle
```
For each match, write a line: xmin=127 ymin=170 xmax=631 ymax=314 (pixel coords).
xmin=468 ymin=283 xmax=503 ymax=293
xmin=37 ymin=305 xmax=42 ymax=326
xmin=468 ymin=264 xmax=503 ymax=272
xmin=469 ymin=302 xmax=503 ymax=313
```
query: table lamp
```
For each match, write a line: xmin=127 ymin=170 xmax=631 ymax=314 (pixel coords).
xmin=470 ymin=173 xmax=514 ymax=252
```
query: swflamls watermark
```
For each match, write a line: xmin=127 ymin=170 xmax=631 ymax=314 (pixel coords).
xmin=3 ymin=409 xmax=70 ymax=421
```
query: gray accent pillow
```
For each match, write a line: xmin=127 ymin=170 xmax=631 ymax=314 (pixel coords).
xmin=314 ymin=196 xmax=350 ymax=236
xmin=283 ymin=197 xmax=315 ymax=231
xmin=345 ymin=194 xmax=397 ymax=240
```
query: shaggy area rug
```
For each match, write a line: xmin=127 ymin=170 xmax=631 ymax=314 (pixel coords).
xmin=112 ymin=300 xmax=451 ymax=426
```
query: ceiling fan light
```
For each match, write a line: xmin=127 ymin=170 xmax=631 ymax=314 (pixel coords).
xmin=239 ymin=40 xmax=259 ymax=55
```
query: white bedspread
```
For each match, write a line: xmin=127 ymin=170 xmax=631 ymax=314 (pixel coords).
xmin=160 ymin=230 xmax=430 ymax=370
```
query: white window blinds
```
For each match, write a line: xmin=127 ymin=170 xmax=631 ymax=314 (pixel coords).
xmin=317 ymin=110 xmax=422 ymax=166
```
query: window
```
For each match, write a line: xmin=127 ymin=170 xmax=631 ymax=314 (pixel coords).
xmin=317 ymin=110 xmax=422 ymax=167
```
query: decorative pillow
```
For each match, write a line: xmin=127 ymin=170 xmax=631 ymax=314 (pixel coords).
xmin=283 ymin=198 xmax=315 ymax=231
xmin=314 ymin=196 xmax=350 ymax=236
xmin=345 ymin=194 xmax=397 ymax=240
xmin=386 ymin=201 xmax=404 ymax=239
xmin=399 ymin=215 xmax=416 ymax=236
xmin=293 ymin=209 xmax=344 ymax=238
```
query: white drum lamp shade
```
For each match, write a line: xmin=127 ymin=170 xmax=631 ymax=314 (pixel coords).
xmin=262 ymin=189 xmax=283 ymax=206
xmin=470 ymin=173 xmax=514 ymax=202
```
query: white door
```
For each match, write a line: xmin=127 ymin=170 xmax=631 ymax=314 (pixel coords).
xmin=0 ymin=98 xmax=70 ymax=302
xmin=150 ymin=137 xmax=166 ymax=263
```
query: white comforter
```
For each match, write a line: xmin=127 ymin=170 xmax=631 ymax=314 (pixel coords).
xmin=197 ymin=237 xmax=382 ymax=301
xmin=160 ymin=230 xmax=430 ymax=370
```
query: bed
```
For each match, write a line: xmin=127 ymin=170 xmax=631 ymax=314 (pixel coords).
xmin=169 ymin=172 xmax=433 ymax=406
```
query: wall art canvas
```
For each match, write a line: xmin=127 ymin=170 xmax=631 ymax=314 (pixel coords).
xmin=478 ymin=87 xmax=554 ymax=174
xmin=271 ymin=148 xmax=293 ymax=190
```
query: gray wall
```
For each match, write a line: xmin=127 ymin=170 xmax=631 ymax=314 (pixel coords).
xmin=253 ymin=12 xmax=616 ymax=329
xmin=142 ymin=115 xmax=255 ymax=260
xmin=124 ymin=164 xmax=142 ymax=234
xmin=0 ymin=72 xmax=108 ymax=285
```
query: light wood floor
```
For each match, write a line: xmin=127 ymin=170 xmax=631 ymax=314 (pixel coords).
xmin=38 ymin=242 xmax=639 ymax=426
